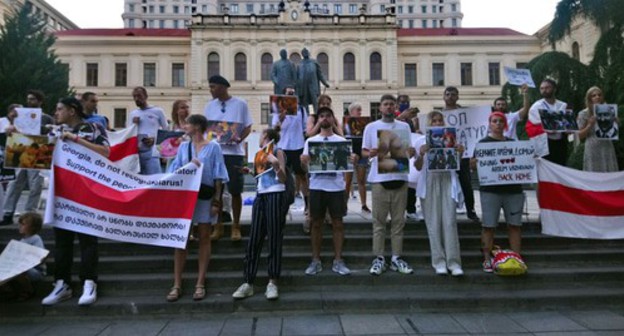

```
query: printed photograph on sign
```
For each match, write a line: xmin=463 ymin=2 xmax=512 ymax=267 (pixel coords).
xmin=308 ymin=141 xmax=353 ymax=173
xmin=14 ymin=108 xmax=42 ymax=135
xmin=270 ymin=95 xmax=298 ymax=116
xmin=156 ymin=130 xmax=185 ymax=158
xmin=594 ymin=104 xmax=619 ymax=140
xmin=343 ymin=116 xmax=370 ymax=138
xmin=538 ymin=109 xmax=579 ymax=132
xmin=4 ymin=134 xmax=55 ymax=170
xmin=253 ymin=141 xmax=274 ymax=176
xmin=377 ymin=129 xmax=410 ymax=174
xmin=427 ymin=148 xmax=460 ymax=171
xmin=474 ymin=141 xmax=537 ymax=186
xmin=206 ymin=121 xmax=244 ymax=144
xmin=426 ymin=127 xmax=457 ymax=149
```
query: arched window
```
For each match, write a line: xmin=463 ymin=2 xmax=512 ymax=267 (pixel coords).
xmin=572 ymin=42 xmax=580 ymax=61
xmin=370 ymin=52 xmax=382 ymax=80
xmin=343 ymin=52 xmax=355 ymax=80
xmin=289 ymin=53 xmax=301 ymax=66
xmin=207 ymin=52 xmax=220 ymax=78
xmin=260 ymin=53 xmax=273 ymax=81
xmin=234 ymin=52 xmax=247 ymax=81
xmin=317 ymin=52 xmax=329 ymax=80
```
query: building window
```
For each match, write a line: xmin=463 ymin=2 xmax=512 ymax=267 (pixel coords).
xmin=246 ymin=4 xmax=253 ymax=13
xmin=261 ymin=103 xmax=270 ymax=125
xmin=129 ymin=4 xmax=134 ymax=12
xmin=488 ymin=62 xmax=501 ymax=86
xmin=408 ymin=5 xmax=413 ymax=13
xmin=173 ymin=5 xmax=179 ymax=13
xmin=173 ymin=20 xmax=178 ymax=28
xmin=432 ymin=63 xmax=444 ymax=86
xmin=334 ymin=4 xmax=342 ymax=14
xmin=115 ymin=63 xmax=127 ymax=87
xmin=114 ymin=108 xmax=127 ymax=129
xmin=370 ymin=52 xmax=382 ymax=80
xmin=380 ymin=5 xmax=385 ymax=13
xmin=572 ymin=42 xmax=580 ymax=61
xmin=159 ymin=5 xmax=165 ymax=13
xmin=408 ymin=19 xmax=414 ymax=28
xmin=460 ymin=62 xmax=473 ymax=86
xmin=343 ymin=53 xmax=355 ymax=81
xmin=451 ymin=4 xmax=457 ymax=12
xmin=231 ymin=4 xmax=239 ymax=13
xmin=234 ymin=53 xmax=247 ymax=81
xmin=128 ymin=19 xmax=135 ymax=28
xmin=343 ymin=102 xmax=352 ymax=116
xmin=370 ymin=102 xmax=381 ymax=120
xmin=432 ymin=5 xmax=437 ymax=13
xmin=159 ymin=20 xmax=165 ymax=28
xmin=317 ymin=52 xmax=329 ymax=80
xmin=422 ymin=20 xmax=427 ymax=28
xmin=397 ymin=6 xmax=403 ymax=14
xmin=260 ymin=53 xmax=273 ymax=81
xmin=398 ymin=20 xmax=403 ymax=27
xmin=143 ymin=63 xmax=156 ymax=87
xmin=207 ymin=52 xmax=220 ymax=78
xmin=149 ymin=5 xmax=154 ymax=13
xmin=421 ymin=5 xmax=426 ymax=13
xmin=433 ymin=20 xmax=438 ymax=28
xmin=86 ymin=63 xmax=98 ymax=87
xmin=172 ymin=63 xmax=185 ymax=87
xmin=405 ymin=63 xmax=417 ymax=87
xmin=349 ymin=4 xmax=357 ymax=14
xmin=452 ymin=18 xmax=457 ymax=27
xmin=289 ymin=53 xmax=301 ymax=66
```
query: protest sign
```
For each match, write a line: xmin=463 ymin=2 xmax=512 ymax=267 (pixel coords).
xmin=253 ymin=141 xmax=274 ymax=176
xmin=44 ymin=140 xmax=202 ymax=249
xmin=0 ymin=240 xmax=49 ymax=285
xmin=442 ymin=106 xmax=491 ymax=158
xmin=4 ymin=134 xmax=55 ymax=170
xmin=474 ymin=141 xmax=537 ymax=186
xmin=206 ymin=121 xmax=244 ymax=144
xmin=594 ymin=104 xmax=619 ymax=140
xmin=14 ymin=108 xmax=42 ymax=135
xmin=156 ymin=130 xmax=185 ymax=158
xmin=538 ymin=109 xmax=579 ymax=132
xmin=427 ymin=148 xmax=460 ymax=171
xmin=377 ymin=129 xmax=410 ymax=174
xmin=503 ymin=67 xmax=536 ymax=88
xmin=308 ymin=140 xmax=353 ymax=173
xmin=270 ymin=95 xmax=298 ymax=116
xmin=343 ymin=116 xmax=370 ymax=138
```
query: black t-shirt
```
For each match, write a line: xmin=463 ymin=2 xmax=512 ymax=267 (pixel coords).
xmin=477 ymin=136 xmax=523 ymax=194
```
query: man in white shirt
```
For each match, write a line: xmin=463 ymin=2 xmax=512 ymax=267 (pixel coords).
xmin=492 ymin=83 xmax=529 ymax=140
xmin=528 ymin=79 xmax=569 ymax=166
xmin=204 ymin=75 xmax=253 ymax=241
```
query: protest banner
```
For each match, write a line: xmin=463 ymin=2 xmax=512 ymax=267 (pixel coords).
xmin=156 ymin=130 xmax=185 ymax=158
xmin=538 ymin=109 xmax=579 ymax=132
xmin=44 ymin=140 xmax=202 ymax=249
xmin=503 ymin=67 xmax=536 ymax=88
xmin=14 ymin=108 xmax=42 ymax=135
xmin=594 ymin=104 xmax=619 ymax=140
xmin=377 ymin=129 xmax=410 ymax=174
xmin=4 ymin=134 xmax=55 ymax=170
xmin=442 ymin=106 xmax=491 ymax=158
xmin=270 ymin=95 xmax=298 ymax=116
xmin=206 ymin=120 xmax=244 ymax=144
xmin=343 ymin=116 xmax=370 ymax=138
xmin=0 ymin=240 xmax=49 ymax=285
xmin=474 ymin=141 xmax=537 ymax=186
xmin=308 ymin=140 xmax=353 ymax=173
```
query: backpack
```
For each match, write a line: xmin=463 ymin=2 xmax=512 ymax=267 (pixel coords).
xmin=491 ymin=246 xmax=527 ymax=276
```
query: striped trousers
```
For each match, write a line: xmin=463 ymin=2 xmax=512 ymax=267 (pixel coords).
xmin=243 ymin=191 xmax=286 ymax=284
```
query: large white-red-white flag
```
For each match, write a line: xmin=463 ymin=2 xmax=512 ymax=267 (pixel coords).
xmin=107 ymin=125 xmax=140 ymax=173
xmin=44 ymin=140 xmax=202 ymax=249
xmin=537 ymin=159 xmax=624 ymax=239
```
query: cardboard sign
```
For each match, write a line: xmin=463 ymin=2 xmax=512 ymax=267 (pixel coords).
xmin=474 ymin=141 xmax=537 ymax=185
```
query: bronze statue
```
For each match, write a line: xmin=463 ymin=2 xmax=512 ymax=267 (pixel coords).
xmin=297 ymin=48 xmax=330 ymax=113
xmin=270 ymin=49 xmax=298 ymax=95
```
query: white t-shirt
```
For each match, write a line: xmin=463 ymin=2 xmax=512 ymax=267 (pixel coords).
xmin=528 ymin=99 xmax=567 ymax=140
xmin=0 ymin=117 xmax=11 ymax=133
xmin=127 ymin=106 xmax=168 ymax=153
xmin=271 ymin=106 xmax=307 ymax=150
xmin=256 ymin=168 xmax=286 ymax=194
xmin=303 ymin=134 xmax=346 ymax=192
xmin=408 ymin=133 xmax=425 ymax=188
xmin=204 ymin=96 xmax=253 ymax=156
xmin=504 ymin=111 xmax=521 ymax=140
xmin=362 ymin=119 xmax=411 ymax=183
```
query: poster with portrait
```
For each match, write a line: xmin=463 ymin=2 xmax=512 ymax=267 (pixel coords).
xmin=254 ymin=141 xmax=274 ymax=177
xmin=538 ymin=109 xmax=579 ymax=132
xmin=377 ymin=129 xmax=410 ymax=174
xmin=308 ymin=140 xmax=353 ymax=173
xmin=343 ymin=116 xmax=370 ymax=138
xmin=156 ymin=130 xmax=185 ymax=158
xmin=270 ymin=95 xmax=298 ymax=116
xmin=594 ymin=104 xmax=619 ymax=140
xmin=14 ymin=108 xmax=42 ymax=135
xmin=206 ymin=121 xmax=244 ymax=144
xmin=4 ymin=133 xmax=55 ymax=170
xmin=427 ymin=148 xmax=460 ymax=171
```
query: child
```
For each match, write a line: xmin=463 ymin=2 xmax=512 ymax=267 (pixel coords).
xmin=0 ymin=212 xmax=46 ymax=301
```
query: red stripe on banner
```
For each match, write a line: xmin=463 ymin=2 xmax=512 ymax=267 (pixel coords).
xmin=109 ymin=136 xmax=138 ymax=162
xmin=54 ymin=166 xmax=197 ymax=219
xmin=525 ymin=121 xmax=545 ymax=138
xmin=539 ymin=181 xmax=624 ymax=216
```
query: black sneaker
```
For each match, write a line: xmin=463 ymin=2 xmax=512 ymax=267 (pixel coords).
xmin=467 ymin=211 xmax=480 ymax=222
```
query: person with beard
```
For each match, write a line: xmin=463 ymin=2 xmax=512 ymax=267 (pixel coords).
xmin=492 ymin=84 xmax=530 ymax=140
xmin=362 ymin=94 xmax=415 ymax=276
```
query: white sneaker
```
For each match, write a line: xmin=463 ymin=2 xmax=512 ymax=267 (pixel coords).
xmin=42 ymin=280 xmax=72 ymax=306
xmin=265 ymin=283 xmax=279 ymax=300
xmin=450 ymin=268 xmax=464 ymax=277
xmin=304 ymin=260 xmax=322 ymax=275
xmin=435 ymin=267 xmax=448 ymax=275
xmin=232 ymin=283 xmax=254 ymax=299
xmin=78 ymin=280 xmax=97 ymax=306
xmin=406 ymin=212 xmax=419 ymax=221
xmin=369 ymin=257 xmax=387 ymax=276
xmin=456 ymin=203 xmax=467 ymax=214
xmin=390 ymin=258 xmax=414 ymax=274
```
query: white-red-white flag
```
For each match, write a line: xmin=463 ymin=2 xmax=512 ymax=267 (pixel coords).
xmin=107 ymin=125 xmax=140 ymax=173
xmin=537 ymin=159 xmax=624 ymax=239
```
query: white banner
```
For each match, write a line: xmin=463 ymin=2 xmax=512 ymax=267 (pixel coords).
xmin=474 ymin=141 xmax=537 ymax=185
xmin=44 ymin=140 xmax=202 ymax=249
xmin=443 ymin=106 xmax=491 ymax=158
xmin=503 ymin=67 xmax=536 ymax=88
xmin=0 ymin=240 xmax=49 ymax=285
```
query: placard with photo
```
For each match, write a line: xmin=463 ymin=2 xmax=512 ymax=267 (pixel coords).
xmin=343 ymin=116 xmax=370 ymax=138
xmin=308 ymin=140 xmax=353 ymax=173
xmin=427 ymin=148 xmax=460 ymax=171
xmin=206 ymin=121 xmax=244 ymax=144
xmin=4 ymin=133 xmax=55 ymax=170
xmin=594 ymin=104 xmax=619 ymax=140
xmin=270 ymin=95 xmax=298 ymax=116
xmin=426 ymin=127 xmax=457 ymax=149
xmin=156 ymin=130 xmax=185 ymax=158
xmin=377 ymin=129 xmax=410 ymax=174
xmin=538 ymin=109 xmax=579 ymax=132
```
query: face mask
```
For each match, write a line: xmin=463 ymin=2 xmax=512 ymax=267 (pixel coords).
xmin=399 ymin=103 xmax=410 ymax=112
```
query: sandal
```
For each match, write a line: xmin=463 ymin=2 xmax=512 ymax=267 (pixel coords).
xmin=193 ymin=285 xmax=206 ymax=301
xmin=166 ymin=287 xmax=182 ymax=302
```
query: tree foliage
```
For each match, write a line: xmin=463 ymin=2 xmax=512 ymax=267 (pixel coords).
xmin=0 ymin=4 xmax=72 ymax=115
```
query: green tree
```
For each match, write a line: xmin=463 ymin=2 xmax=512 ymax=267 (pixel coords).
xmin=0 ymin=3 xmax=72 ymax=116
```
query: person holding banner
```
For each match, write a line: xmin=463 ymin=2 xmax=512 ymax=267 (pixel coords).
xmin=577 ymin=86 xmax=618 ymax=172
xmin=42 ymin=97 xmax=110 ymax=306
xmin=415 ymin=111 xmax=464 ymax=276
xmin=128 ymin=87 xmax=168 ymax=175
xmin=166 ymin=114 xmax=228 ymax=302
xmin=470 ymin=112 xmax=525 ymax=273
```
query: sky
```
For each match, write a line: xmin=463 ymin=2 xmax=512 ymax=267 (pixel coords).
xmin=45 ymin=0 xmax=562 ymax=35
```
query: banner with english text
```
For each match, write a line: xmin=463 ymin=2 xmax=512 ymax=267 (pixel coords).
xmin=474 ymin=141 xmax=537 ymax=186
xmin=44 ymin=140 xmax=202 ymax=249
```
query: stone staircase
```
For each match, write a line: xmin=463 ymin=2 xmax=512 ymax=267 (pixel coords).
xmin=2 ymin=218 xmax=624 ymax=318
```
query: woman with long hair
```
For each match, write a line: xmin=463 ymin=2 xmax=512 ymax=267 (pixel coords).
xmin=577 ymin=86 xmax=618 ymax=172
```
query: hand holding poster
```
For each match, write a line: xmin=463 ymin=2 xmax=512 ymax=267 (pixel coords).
xmin=44 ymin=140 xmax=203 ymax=249
xmin=594 ymin=104 xmax=619 ymax=140
xmin=377 ymin=129 xmax=410 ymax=174
xmin=156 ymin=130 xmax=185 ymax=158
xmin=538 ymin=109 xmax=579 ymax=132
xmin=270 ymin=95 xmax=298 ymax=116
xmin=308 ymin=140 xmax=353 ymax=173
xmin=206 ymin=121 xmax=244 ymax=145
xmin=0 ymin=240 xmax=49 ymax=285
xmin=503 ymin=67 xmax=536 ymax=88
xmin=442 ymin=106 xmax=491 ymax=158
xmin=14 ymin=108 xmax=42 ymax=135
xmin=474 ymin=141 xmax=537 ymax=185
xmin=4 ymin=134 xmax=55 ymax=170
